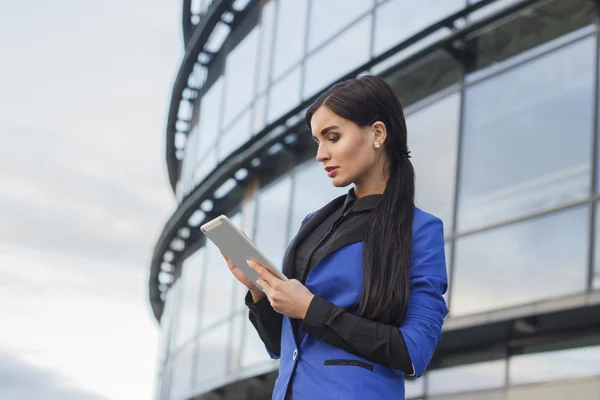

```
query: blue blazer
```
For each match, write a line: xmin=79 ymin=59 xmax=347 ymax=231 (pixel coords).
xmin=268 ymin=201 xmax=449 ymax=399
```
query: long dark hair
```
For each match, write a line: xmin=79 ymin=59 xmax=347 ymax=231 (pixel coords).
xmin=305 ymin=75 xmax=414 ymax=325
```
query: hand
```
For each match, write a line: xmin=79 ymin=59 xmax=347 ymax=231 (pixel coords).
xmin=247 ymin=260 xmax=315 ymax=319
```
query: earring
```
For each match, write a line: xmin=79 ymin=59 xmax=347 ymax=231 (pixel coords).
xmin=374 ymin=141 xmax=381 ymax=149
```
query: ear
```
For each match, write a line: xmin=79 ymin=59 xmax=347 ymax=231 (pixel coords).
xmin=371 ymin=121 xmax=388 ymax=145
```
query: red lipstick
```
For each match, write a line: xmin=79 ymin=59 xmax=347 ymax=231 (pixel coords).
xmin=325 ymin=166 xmax=339 ymax=178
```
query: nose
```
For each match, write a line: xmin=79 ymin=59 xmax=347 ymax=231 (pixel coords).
xmin=316 ymin=143 xmax=331 ymax=163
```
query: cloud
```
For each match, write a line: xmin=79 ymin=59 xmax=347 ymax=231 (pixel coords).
xmin=0 ymin=351 xmax=108 ymax=400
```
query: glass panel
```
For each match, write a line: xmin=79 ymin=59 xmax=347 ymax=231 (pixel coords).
xmin=218 ymin=109 xmax=251 ymax=161
xmin=223 ymin=28 xmax=260 ymax=127
xmin=457 ymin=37 xmax=595 ymax=232
xmin=255 ymin=176 xmax=293 ymax=270
xmin=373 ymin=0 xmax=464 ymax=56
xmin=407 ymin=92 xmax=460 ymax=235
xmin=198 ymin=241 xmax=235 ymax=329
xmin=197 ymin=78 xmax=224 ymax=156
xmin=194 ymin=147 xmax=217 ymax=186
xmin=595 ymin=203 xmax=600 ymax=289
xmin=405 ymin=376 xmax=425 ymax=399
xmin=241 ymin=317 xmax=272 ymax=368
xmin=509 ymin=345 xmax=600 ymax=385
xmin=444 ymin=243 xmax=452 ymax=303
xmin=382 ymin=49 xmax=462 ymax=108
xmin=289 ymin=161 xmax=347 ymax=238
xmin=430 ymin=391 xmax=505 ymax=400
xmin=169 ymin=343 xmax=196 ymax=400
xmin=267 ymin=66 xmax=301 ymax=124
xmin=181 ymin=124 xmax=199 ymax=193
xmin=252 ymin=94 xmax=267 ymax=135
xmin=256 ymin=1 xmax=276 ymax=93
xmin=195 ymin=323 xmax=229 ymax=383
xmin=308 ymin=0 xmax=372 ymax=52
xmin=167 ymin=281 xmax=183 ymax=355
xmin=452 ymin=206 xmax=589 ymax=316
xmin=427 ymin=360 xmax=506 ymax=396
xmin=303 ymin=15 xmax=371 ymax=99
xmin=271 ymin=0 xmax=308 ymax=81
xmin=228 ymin=312 xmax=245 ymax=373
xmin=465 ymin=0 xmax=595 ymax=83
xmin=158 ymin=283 xmax=178 ymax=364
xmin=175 ymin=248 xmax=205 ymax=348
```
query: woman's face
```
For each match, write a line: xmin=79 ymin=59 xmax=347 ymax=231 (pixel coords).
xmin=310 ymin=106 xmax=386 ymax=192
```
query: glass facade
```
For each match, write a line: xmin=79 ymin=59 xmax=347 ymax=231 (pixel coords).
xmin=154 ymin=0 xmax=600 ymax=399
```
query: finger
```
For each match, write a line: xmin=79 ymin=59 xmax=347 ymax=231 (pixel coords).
xmin=247 ymin=260 xmax=278 ymax=285
xmin=256 ymin=278 xmax=272 ymax=296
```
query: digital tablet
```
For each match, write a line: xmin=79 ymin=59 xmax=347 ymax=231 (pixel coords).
xmin=200 ymin=215 xmax=287 ymax=290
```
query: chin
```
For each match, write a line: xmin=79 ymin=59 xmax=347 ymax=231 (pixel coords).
xmin=331 ymin=176 xmax=352 ymax=188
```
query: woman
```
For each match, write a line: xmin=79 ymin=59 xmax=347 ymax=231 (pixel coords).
xmin=222 ymin=75 xmax=448 ymax=400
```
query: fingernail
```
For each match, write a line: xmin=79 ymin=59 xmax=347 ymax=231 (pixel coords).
xmin=246 ymin=260 xmax=252 ymax=267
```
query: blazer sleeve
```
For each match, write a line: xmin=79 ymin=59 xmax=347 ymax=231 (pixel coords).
xmin=399 ymin=213 xmax=449 ymax=376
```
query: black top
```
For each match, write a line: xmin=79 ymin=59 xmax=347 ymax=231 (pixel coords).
xmin=245 ymin=188 xmax=413 ymax=376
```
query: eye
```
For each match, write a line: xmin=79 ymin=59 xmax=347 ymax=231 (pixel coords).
xmin=327 ymin=134 xmax=340 ymax=143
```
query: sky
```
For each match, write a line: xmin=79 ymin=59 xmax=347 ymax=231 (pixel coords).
xmin=0 ymin=1 xmax=181 ymax=399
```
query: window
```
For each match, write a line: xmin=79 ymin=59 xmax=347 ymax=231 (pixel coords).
xmin=509 ymin=345 xmax=600 ymax=385
xmin=198 ymin=241 xmax=235 ymax=329
xmin=405 ymin=376 xmax=425 ymax=399
xmin=465 ymin=0 xmax=595 ymax=83
xmin=195 ymin=323 xmax=229 ymax=384
xmin=252 ymin=94 xmax=267 ymax=135
xmin=222 ymin=28 xmax=260 ymax=127
xmin=457 ymin=37 xmax=595 ymax=232
xmin=288 ymin=161 xmax=347 ymax=238
xmin=218 ymin=109 xmax=251 ymax=161
xmin=452 ymin=206 xmax=589 ymax=316
xmin=427 ymin=360 xmax=506 ymax=396
xmin=303 ymin=15 xmax=371 ymax=99
xmin=406 ymin=92 xmax=461 ymax=235
xmin=194 ymin=147 xmax=217 ymax=186
xmin=254 ymin=176 xmax=293 ymax=270
xmin=167 ymin=281 xmax=183 ymax=355
xmin=444 ymin=243 xmax=452 ymax=303
xmin=241 ymin=317 xmax=274 ymax=368
xmin=595 ymin=202 xmax=600 ymax=289
xmin=175 ymin=248 xmax=205 ymax=348
xmin=169 ymin=343 xmax=196 ymax=400
xmin=223 ymin=28 xmax=258 ymax=126
xmin=382 ymin=49 xmax=462 ymax=108
xmin=373 ymin=0 xmax=464 ymax=56
xmin=256 ymin=1 xmax=276 ymax=93
xmin=271 ymin=0 xmax=307 ymax=81
xmin=267 ymin=66 xmax=301 ymax=123
xmin=227 ymin=312 xmax=245 ymax=373
xmin=197 ymin=78 xmax=224 ymax=155
xmin=307 ymin=0 xmax=372 ymax=52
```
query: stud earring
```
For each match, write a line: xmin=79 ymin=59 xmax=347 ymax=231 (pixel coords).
xmin=374 ymin=141 xmax=381 ymax=149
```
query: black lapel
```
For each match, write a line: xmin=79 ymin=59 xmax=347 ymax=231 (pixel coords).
xmin=282 ymin=194 xmax=347 ymax=279
xmin=318 ymin=213 xmax=369 ymax=264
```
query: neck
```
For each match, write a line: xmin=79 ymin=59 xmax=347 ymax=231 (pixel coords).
xmin=354 ymin=168 xmax=389 ymax=199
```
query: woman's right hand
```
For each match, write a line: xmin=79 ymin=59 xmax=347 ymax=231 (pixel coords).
xmin=220 ymin=250 xmax=266 ymax=303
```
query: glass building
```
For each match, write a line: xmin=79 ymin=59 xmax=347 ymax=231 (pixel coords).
xmin=150 ymin=0 xmax=600 ymax=399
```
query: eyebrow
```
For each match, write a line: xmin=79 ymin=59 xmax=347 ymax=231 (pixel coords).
xmin=312 ymin=125 xmax=340 ymax=141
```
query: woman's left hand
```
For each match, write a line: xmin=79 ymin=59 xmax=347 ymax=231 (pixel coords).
xmin=247 ymin=260 xmax=315 ymax=319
